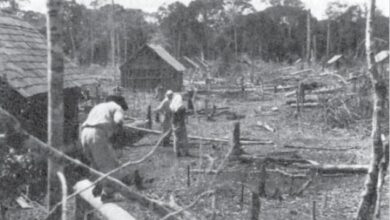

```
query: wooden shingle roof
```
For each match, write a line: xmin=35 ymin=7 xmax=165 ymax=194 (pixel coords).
xmin=0 ymin=13 xmax=96 ymax=97
xmin=147 ymin=44 xmax=186 ymax=72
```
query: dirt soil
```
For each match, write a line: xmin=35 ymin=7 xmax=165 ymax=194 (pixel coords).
xmin=9 ymin=89 xmax=389 ymax=220
xmin=112 ymin=90 xmax=389 ymax=220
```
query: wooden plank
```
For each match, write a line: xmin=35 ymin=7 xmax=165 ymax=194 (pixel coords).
xmin=74 ymin=179 xmax=136 ymax=220
xmin=124 ymin=124 xmax=273 ymax=145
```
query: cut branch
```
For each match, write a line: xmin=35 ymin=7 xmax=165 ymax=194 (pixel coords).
xmin=74 ymin=180 xmax=136 ymax=220
xmin=160 ymin=191 xmax=214 ymax=220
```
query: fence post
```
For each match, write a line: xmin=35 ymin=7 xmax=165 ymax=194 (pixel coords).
xmin=251 ymin=187 xmax=260 ymax=220
xmin=147 ymin=105 xmax=152 ymax=129
xmin=232 ymin=122 xmax=243 ymax=155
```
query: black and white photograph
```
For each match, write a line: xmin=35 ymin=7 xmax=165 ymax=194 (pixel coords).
xmin=0 ymin=0 xmax=389 ymax=219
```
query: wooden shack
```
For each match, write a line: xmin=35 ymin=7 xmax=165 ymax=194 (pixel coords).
xmin=0 ymin=13 xmax=95 ymax=143
xmin=375 ymin=50 xmax=389 ymax=76
xmin=120 ymin=44 xmax=185 ymax=91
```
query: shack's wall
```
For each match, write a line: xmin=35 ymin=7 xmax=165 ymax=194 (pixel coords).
xmin=120 ymin=48 xmax=183 ymax=91
xmin=0 ymin=81 xmax=80 ymax=144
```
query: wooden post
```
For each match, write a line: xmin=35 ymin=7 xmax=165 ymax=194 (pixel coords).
xmin=258 ymin=162 xmax=267 ymax=197
xmin=204 ymin=98 xmax=209 ymax=114
xmin=46 ymin=0 xmax=65 ymax=219
xmin=211 ymin=192 xmax=217 ymax=220
xmin=155 ymin=112 xmax=160 ymax=123
xmin=232 ymin=122 xmax=243 ymax=155
xmin=306 ymin=10 xmax=311 ymax=67
xmin=250 ymin=190 xmax=260 ymax=220
xmin=312 ymin=200 xmax=316 ymax=220
xmin=240 ymin=182 xmax=244 ymax=209
xmin=187 ymin=165 xmax=191 ymax=187
xmin=147 ymin=105 xmax=152 ymax=129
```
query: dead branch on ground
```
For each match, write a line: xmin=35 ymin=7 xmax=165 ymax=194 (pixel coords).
xmin=284 ymin=144 xmax=359 ymax=151
xmin=160 ymin=190 xmax=215 ymax=220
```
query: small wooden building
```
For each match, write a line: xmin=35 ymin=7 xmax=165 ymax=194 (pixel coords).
xmin=0 ymin=13 xmax=95 ymax=143
xmin=375 ymin=50 xmax=389 ymax=76
xmin=120 ymin=44 xmax=185 ymax=91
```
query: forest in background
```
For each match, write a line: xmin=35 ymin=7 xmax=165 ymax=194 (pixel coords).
xmin=1 ymin=0 xmax=389 ymax=72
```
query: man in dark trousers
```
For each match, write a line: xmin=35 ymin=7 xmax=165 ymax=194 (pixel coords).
xmin=170 ymin=92 xmax=190 ymax=157
xmin=154 ymin=90 xmax=174 ymax=146
xmin=80 ymin=95 xmax=140 ymax=201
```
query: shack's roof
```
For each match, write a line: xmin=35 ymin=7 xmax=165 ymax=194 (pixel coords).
xmin=182 ymin=56 xmax=200 ymax=69
xmin=327 ymin=54 xmax=343 ymax=64
xmin=0 ymin=13 xmax=96 ymax=97
xmin=147 ymin=44 xmax=185 ymax=72
xmin=375 ymin=50 xmax=389 ymax=63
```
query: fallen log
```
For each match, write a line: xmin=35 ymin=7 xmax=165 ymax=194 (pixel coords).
xmin=237 ymin=155 xmax=316 ymax=166
xmin=295 ymin=164 xmax=369 ymax=174
xmin=284 ymin=144 xmax=359 ymax=151
xmin=289 ymin=69 xmax=313 ymax=75
xmin=288 ymin=103 xmax=320 ymax=108
xmin=196 ymin=107 xmax=230 ymax=114
xmin=277 ymin=85 xmax=296 ymax=91
xmin=311 ymin=87 xmax=342 ymax=95
xmin=238 ymin=154 xmax=369 ymax=174
xmin=124 ymin=125 xmax=273 ymax=145
xmin=74 ymin=180 xmax=136 ymax=220
xmin=191 ymin=168 xmax=307 ymax=179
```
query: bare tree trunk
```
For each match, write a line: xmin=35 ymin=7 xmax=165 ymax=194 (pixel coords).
xmin=326 ymin=20 xmax=331 ymax=58
xmin=356 ymin=0 xmax=388 ymax=219
xmin=68 ymin=27 xmax=77 ymax=63
xmin=46 ymin=0 xmax=65 ymax=219
xmin=124 ymin=36 xmax=128 ymax=61
xmin=234 ymin=25 xmax=238 ymax=59
xmin=116 ymin=31 xmax=120 ymax=64
xmin=306 ymin=10 xmax=311 ymax=66
xmin=313 ymin=35 xmax=317 ymax=63
xmin=89 ymin=28 xmax=94 ymax=64
xmin=110 ymin=0 xmax=116 ymax=82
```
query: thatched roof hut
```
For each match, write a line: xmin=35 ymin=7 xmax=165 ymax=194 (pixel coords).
xmin=0 ymin=13 xmax=95 ymax=143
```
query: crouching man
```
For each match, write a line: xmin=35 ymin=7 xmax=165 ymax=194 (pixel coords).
xmin=80 ymin=95 xmax=137 ymax=201
xmin=170 ymin=92 xmax=190 ymax=157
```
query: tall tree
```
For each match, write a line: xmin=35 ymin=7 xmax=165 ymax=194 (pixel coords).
xmin=306 ymin=9 xmax=311 ymax=66
xmin=46 ymin=0 xmax=64 ymax=219
xmin=224 ymin=0 xmax=254 ymax=58
xmin=356 ymin=0 xmax=388 ymax=219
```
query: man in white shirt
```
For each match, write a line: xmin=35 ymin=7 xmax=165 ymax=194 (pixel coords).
xmin=80 ymin=95 xmax=131 ymax=200
xmin=170 ymin=93 xmax=190 ymax=157
xmin=154 ymin=90 xmax=174 ymax=146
